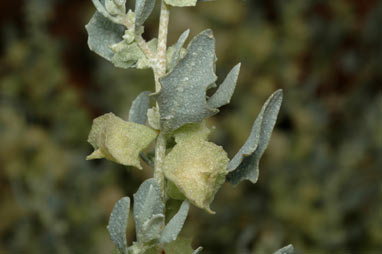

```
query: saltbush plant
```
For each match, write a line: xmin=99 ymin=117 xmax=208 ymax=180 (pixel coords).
xmin=85 ymin=0 xmax=294 ymax=253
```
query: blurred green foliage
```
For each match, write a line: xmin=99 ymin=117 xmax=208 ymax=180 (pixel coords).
xmin=0 ymin=0 xmax=380 ymax=253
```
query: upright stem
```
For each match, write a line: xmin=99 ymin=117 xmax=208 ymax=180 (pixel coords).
xmin=154 ymin=132 xmax=167 ymax=199
xmin=154 ymin=0 xmax=170 ymax=91
xmin=135 ymin=35 xmax=157 ymax=69
xmin=154 ymin=0 xmax=170 ymax=199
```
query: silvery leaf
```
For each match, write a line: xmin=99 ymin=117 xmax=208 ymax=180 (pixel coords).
xmin=193 ymin=247 xmax=203 ymax=254
xmin=86 ymin=11 xmax=124 ymax=61
xmin=160 ymin=201 xmax=189 ymax=243
xmin=128 ymin=91 xmax=151 ymax=124
xmin=135 ymin=0 xmax=156 ymax=27
xmin=154 ymin=29 xmax=218 ymax=132
xmin=128 ymin=91 xmax=154 ymax=168
xmin=105 ymin=0 xmax=126 ymax=16
xmin=273 ymin=244 xmax=295 ymax=254
xmin=133 ymin=179 xmax=165 ymax=242
xmin=91 ymin=0 xmax=123 ymax=24
xmin=141 ymin=214 xmax=165 ymax=242
xmin=207 ymin=63 xmax=241 ymax=109
xmin=169 ymin=29 xmax=190 ymax=72
xmin=227 ymin=90 xmax=283 ymax=185
xmin=92 ymin=0 xmax=110 ymax=18
xmin=107 ymin=197 xmax=130 ymax=254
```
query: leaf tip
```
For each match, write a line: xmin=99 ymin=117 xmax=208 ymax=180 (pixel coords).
xmin=206 ymin=207 xmax=216 ymax=214
xmin=203 ymin=29 xmax=214 ymax=38
xmin=86 ymin=149 xmax=104 ymax=160
xmin=274 ymin=89 xmax=283 ymax=98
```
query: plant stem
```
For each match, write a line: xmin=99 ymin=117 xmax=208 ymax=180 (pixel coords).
xmin=155 ymin=0 xmax=170 ymax=91
xmin=154 ymin=132 xmax=167 ymax=199
xmin=135 ymin=35 xmax=156 ymax=64
xmin=154 ymin=0 xmax=170 ymax=199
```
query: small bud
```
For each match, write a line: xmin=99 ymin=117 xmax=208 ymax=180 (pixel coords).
xmin=125 ymin=10 xmax=136 ymax=29
xmin=122 ymin=29 xmax=135 ymax=44
xmin=110 ymin=39 xmax=127 ymax=53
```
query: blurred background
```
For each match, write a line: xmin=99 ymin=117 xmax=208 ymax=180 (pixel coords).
xmin=0 ymin=0 xmax=381 ymax=253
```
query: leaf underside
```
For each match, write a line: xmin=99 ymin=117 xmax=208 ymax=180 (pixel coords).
xmin=133 ymin=178 xmax=165 ymax=243
xmin=92 ymin=0 xmax=111 ymax=20
xmin=128 ymin=91 xmax=151 ymax=124
xmin=273 ymin=244 xmax=295 ymax=254
xmin=207 ymin=63 xmax=241 ymax=109
xmin=107 ymin=197 xmax=130 ymax=254
xmin=227 ymin=90 xmax=283 ymax=186
xmin=169 ymin=29 xmax=190 ymax=72
xmin=135 ymin=0 xmax=157 ymax=27
xmin=85 ymin=11 xmax=125 ymax=61
xmin=142 ymin=213 xmax=165 ymax=242
xmin=160 ymin=201 xmax=189 ymax=243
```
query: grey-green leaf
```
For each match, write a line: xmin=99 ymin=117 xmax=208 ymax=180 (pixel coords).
xmin=128 ymin=91 xmax=151 ymax=124
xmin=273 ymin=244 xmax=295 ymax=254
xmin=92 ymin=0 xmax=122 ymax=24
xmin=86 ymin=11 xmax=124 ymax=61
xmin=107 ymin=197 xmax=130 ymax=254
xmin=227 ymin=90 xmax=283 ymax=186
xmin=169 ymin=29 xmax=190 ymax=71
xmin=135 ymin=0 xmax=156 ymax=27
xmin=141 ymin=213 xmax=165 ymax=242
xmin=192 ymin=247 xmax=203 ymax=254
xmin=128 ymin=91 xmax=153 ymax=167
xmin=154 ymin=29 xmax=218 ymax=132
xmin=92 ymin=0 xmax=109 ymax=18
xmin=207 ymin=63 xmax=241 ymax=109
xmin=105 ymin=0 xmax=126 ymax=16
xmin=133 ymin=179 xmax=165 ymax=242
xmin=160 ymin=201 xmax=189 ymax=243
